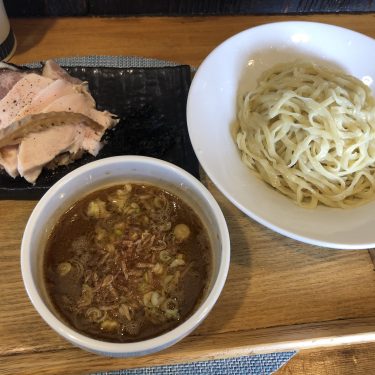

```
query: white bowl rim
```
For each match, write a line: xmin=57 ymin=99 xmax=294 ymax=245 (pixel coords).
xmin=194 ymin=20 xmax=375 ymax=58
xmin=187 ymin=20 xmax=375 ymax=250
xmin=21 ymin=155 xmax=230 ymax=355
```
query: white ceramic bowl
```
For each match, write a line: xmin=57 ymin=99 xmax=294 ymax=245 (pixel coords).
xmin=187 ymin=21 xmax=375 ymax=249
xmin=21 ymin=156 xmax=230 ymax=357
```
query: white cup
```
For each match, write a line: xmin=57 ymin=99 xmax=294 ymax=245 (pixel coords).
xmin=0 ymin=0 xmax=16 ymax=61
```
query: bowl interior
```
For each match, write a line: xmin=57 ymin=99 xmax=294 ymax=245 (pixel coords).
xmin=22 ymin=156 xmax=229 ymax=356
xmin=187 ymin=21 xmax=375 ymax=249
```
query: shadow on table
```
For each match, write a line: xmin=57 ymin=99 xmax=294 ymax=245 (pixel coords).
xmin=194 ymin=179 xmax=253 ymax=334
xmin=10 ymin=18 xmax=56 ymax=57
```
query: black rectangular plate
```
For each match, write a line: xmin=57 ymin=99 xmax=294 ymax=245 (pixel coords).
xmin=0 ymin=65 xmax=199 ymax=199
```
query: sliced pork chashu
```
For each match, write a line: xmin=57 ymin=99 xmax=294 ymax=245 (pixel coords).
xmin=42 ymin=92 xmax=114 ymax=129
xmin=0 ymin=145 xmax=18 ymax=177
xmin=0 ymin=60 xmax=119 ymax=183
xmin=42 ymin=60 xmax=82 ymax=85
xmin=0 ymin=59 xmax=74 ymax=103
xmin=18 ymin=120 xmax=102 ymax=183
xmin=0 ymin=112 xmax=104 ymax=149
xmin=14 ymin=79 xmax=86 ymax=121
xmin=1 ymin=75 xmax=113 ymax=134
xmin=0 ymin=73 xmax=53 ymax=129
xmin=0 ymin=69 xmax=26 ymax=101
xmin=0 ymin=112 xmax=107 ymax=183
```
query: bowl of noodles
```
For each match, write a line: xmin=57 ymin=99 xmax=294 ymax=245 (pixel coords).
xmin=187 ymin=21 xmax=375 ymax=249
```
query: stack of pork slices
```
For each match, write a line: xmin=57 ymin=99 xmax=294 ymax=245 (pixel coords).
xmin=0 ymin=60 xmax=118 ymax=184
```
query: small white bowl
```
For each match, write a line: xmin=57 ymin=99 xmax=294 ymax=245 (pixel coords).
xmin=21 ymin=156 xmax=230 ymax=357
xmin=187 ymin=21 xmax=375 ymax=249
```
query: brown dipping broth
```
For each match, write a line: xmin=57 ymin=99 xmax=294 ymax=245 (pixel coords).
xmin=44 ymin=183 xmax=211 ymax=343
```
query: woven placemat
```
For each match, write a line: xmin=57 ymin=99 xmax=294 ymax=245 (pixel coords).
xmin=92 ymin=352 xmax=296 ymax=375
xmin=26 ymin=55 xmax=181 ymax=69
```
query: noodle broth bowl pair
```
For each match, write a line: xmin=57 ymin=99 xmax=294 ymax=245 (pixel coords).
xmin=21 ymin=156 xmax=230 ymax=357
xmin=187 ymin=21 xmax=375 ymax=249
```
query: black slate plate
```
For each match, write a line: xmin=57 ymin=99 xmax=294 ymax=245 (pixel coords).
xmin=0 ymin=65 xmax=199 ymax=199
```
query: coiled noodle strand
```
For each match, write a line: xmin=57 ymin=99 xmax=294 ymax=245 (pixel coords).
xmin=236 ymin=61 xmax=375 ymax=208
